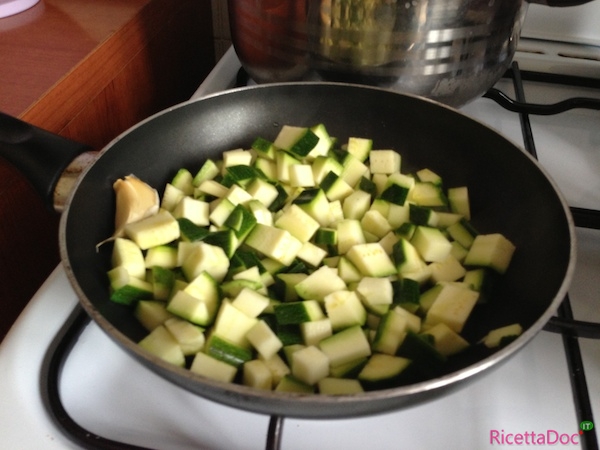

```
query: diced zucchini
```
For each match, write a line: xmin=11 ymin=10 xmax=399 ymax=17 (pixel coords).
xmin=369 ymin=150 xmax=401 ymax=174
xmin=274 ymin=125 xmax=320 ymax=158
xmin=422 ymin=323 xmax=470 ymax=357
xmin=259 ymin=353 xmax=291 ymax=387
xmin=161 ymin=183 xmax=186 ymax=211
xmin=150 ymin=266 xmax=175 ymax=301
xmin=423 ymin=283 xmax=479 ymax=333
xmin=318 ymin=377 xmax=364 ymax=395
xmin=205 ymin=333 xmax=254 ymax=368
xmin=446 ymin=218 xmax=478 ymax=249
xmin=274 ymin=204 xmax=320 ymax=243
xmin=408 ymin=204 xmax=439 ymax=227
xmin=482 ymin=323 xmax=523 ymax=348
xmin=224 ymin=204 xmax=257 ymax=241
xmin=312 ymin=156 xmax=343 ymax=184
xmin=463 ymin=267 xmax=496 ymax=304
xmin=224 ymin=164 xmax=259 ymax=188
xmin=251 ymin=137 xmax=277 ymax=160
xmin=415 ymin=168 xmax=442 ymax=186
xmin=167 ymin=271 xmax=220 ymax=326
xmin=222 ymin=149 xmax=253 ymax=168
xmin=145 ymin=245 xmax=178 ymax=269
xmin=448 ymin=186 xmax=471 ymax=220
xmin=197 ymin=179 xmax=229 ymax=198
xmin=289 ymin=164 xmax=315 ymax=187
xmin=108 ymin=266 xmax=153 ymax=305
xmin=275 ymin=375 xmax=314 ymax=393
xmin=342 ymin=189 xmax=372 ymax=220
xmin=318 ymin=325 xmax=371 ymax=368
xmin=346 ymin=136 xmax=372 ymax=162
xmin=202 ymin=229 xmax=239 ymax=259
xmin=138 ymin=324 xmax=185 ymax=367
xmin=339 ymin=155 xmax=369 ymax=187
xmin=163 ymin=317 xmax=205 ymax=355
xmin=346 ymin=243 xmax=396 ymax=277
xmin=178 ymin=217 xmax=210 ymax=242
xmin=380 ymin=172 xmax=414 ymax=206
xmin=135 ymin=300 xmax=176 ymax=331
xmin=410 ymin=226 xmax=452 ymax=262
xmin=243 ymin=359 xmax=273 ymax=390
xmin=246 ymin=320 xmax=283 ymax=359
xmin=295 ymin=265 xmax=347 ymax=301
xmin=296 ymin=241 xmax=328 ymax=267
xmin=212 ymin=300 xmax=258 ymax=348
xmin=193 ymin=159 xmax=220 ymax=187
xmin=419 ymin=283 xmax=443 ymax=313
xmin=358 ymin=354 xmax=414 ymax=390
xmin=392 ymin=305 xmax=422 ymax=333
xmin=336 ymin=219 xmax=366 ymax=255
xmin=308 ymin=123 xmax=334 ymax=160
xmin=181 ymin=241 xmax=230 ymax=282
xmin=231 ymin=287 xmax=270 ymax=318
xmin=396 ymin=332 xmax=446 ymax=378
xmin=292 ymin=345 xmax=330 ymax=385
xmin=356 ymin=277 xmax=393 ymax=307
xmin=190 ymin=351 xmax=238 ymax=383
xmin=464 ymin=233 xmax=516 ymax=274
xmin=114 ymin=122 xmax=520 ymax=395
xmin=371 ymin=308 xmax=408 ymax=355
xmin=300 ymin=318 xmax=333 ymax=346
xmin=245 ymin=178 xmax=279 ymax=208
xmin=111 ymin=237 xmax=146 ymax=280
xmin=323 ymin=290 xmax=367 ymax=330
xmin=409 ymin=181 xmax=448 ymax=208
xmin=360 ymin=209 xmax=392 ymax=239
xmin=328 ymin=357 xmax=368 ymax=378
xmin=293 ymin=188 xmax=332 ymax=226
xmin=172 ymin=196 xmax=210 ymax=226
xmin=245 ymin=224 xmax=303 ymax=266
xmin=274 ymin=300 xmax=325 ymax=325
xmin=124 ymin=209 xmax=180 ymax=250
xmin=392 ymin=278 xmax=420 ymax=313
xmin=320 ymin=171 xmax=354 ymax=202
xmin=336 ymin=256 xmax=362 ymax=284
xmin=429 ymin=255 xmax=467 ymax=283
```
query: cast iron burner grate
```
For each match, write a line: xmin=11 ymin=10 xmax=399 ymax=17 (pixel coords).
xmin=41 ymin=62 xmax=600 ymax=450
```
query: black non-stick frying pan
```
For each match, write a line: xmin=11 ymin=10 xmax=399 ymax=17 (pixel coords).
xmin=0 ymin=83 xmax=575 ymax=418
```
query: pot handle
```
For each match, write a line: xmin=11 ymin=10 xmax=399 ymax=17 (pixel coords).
xmin=0 ymin=112 xmax=92 ymax=210
xmin=528 ymin=0 xmax=595 ymax=6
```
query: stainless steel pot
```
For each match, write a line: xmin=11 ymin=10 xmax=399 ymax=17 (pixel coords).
xmin=228 ymin=0 xmax=594 ymax=106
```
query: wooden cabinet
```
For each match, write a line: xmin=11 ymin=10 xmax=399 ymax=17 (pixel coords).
xmin=0 ymin=0 xmax=215 ymax=340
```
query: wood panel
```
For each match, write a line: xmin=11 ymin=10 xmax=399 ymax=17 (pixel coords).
xmin=0 ymin=0 xmax=215 ymax=341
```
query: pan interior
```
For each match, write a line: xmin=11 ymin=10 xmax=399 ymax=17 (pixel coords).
xmin=60 ymin=83 xmax=572 ymax=417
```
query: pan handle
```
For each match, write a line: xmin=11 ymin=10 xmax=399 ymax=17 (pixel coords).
xmin=0 ymin=112 xmax=93 ymax=211
xmin=528 ymin=0 xmax=595 ymax=6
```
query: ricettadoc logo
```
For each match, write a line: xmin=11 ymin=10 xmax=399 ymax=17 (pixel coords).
xmin=489 ymin=421 xmax=594 ymax=446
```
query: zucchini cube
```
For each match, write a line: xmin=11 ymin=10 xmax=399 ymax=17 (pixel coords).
xmin=464 ymin=233 xmax=516 ymax=274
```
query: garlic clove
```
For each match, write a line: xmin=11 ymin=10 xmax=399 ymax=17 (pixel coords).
xmin=113 ymin=175 xmax=160 ymax=237
xmin=97 ymin=175 xmax=160 ymax=249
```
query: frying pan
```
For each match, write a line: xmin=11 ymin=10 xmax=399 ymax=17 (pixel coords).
xmin=0 ymin=83 xmax=575 ymax=418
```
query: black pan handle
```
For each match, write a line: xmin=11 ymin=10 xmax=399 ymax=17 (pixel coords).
xmin=528 ymin=0 xmax=595 ymax=6
xmin=0 ymin=112 xmax=92 ymax=210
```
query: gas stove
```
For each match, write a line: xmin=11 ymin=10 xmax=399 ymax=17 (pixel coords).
xmin=1 ymin=5 xmax=599 ymax=449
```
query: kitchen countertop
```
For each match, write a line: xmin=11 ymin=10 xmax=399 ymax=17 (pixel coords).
xmin=0 ymin=0 xmax=147 ymax=119
xmin=0 ymin=0 xmax=215 ymax=340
